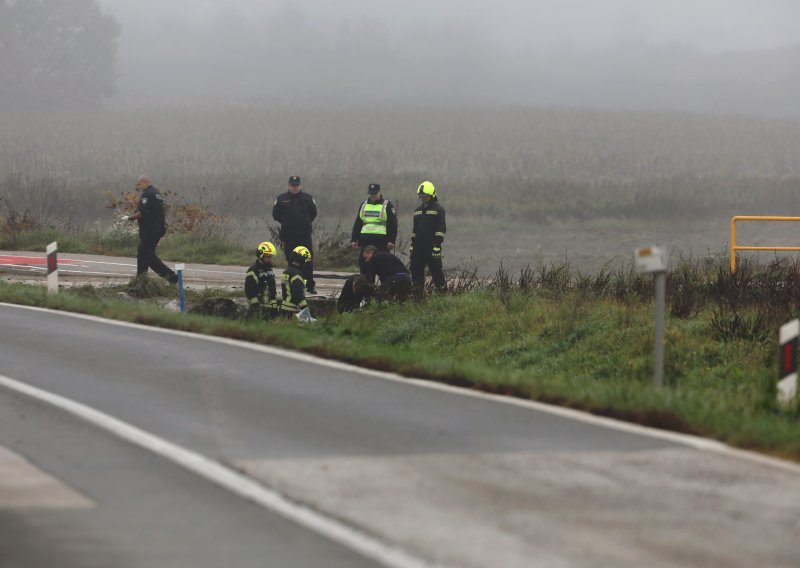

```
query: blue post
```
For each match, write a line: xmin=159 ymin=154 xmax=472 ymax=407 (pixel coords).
xmin=175 ymin=263 xmax=186 ymax=313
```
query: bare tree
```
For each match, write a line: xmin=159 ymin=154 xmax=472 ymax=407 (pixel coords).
xmin=0 ymin=0 xmax=120 ymax=111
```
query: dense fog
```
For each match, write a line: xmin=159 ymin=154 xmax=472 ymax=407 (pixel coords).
xmin=97 ymin=0 xmax=800 ymax=117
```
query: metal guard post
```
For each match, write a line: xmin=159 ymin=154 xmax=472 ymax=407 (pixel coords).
xmin=730 ymin=216 xmax=800 ymax=272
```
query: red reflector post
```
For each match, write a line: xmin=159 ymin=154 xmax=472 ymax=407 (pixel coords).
xmin=46 ymin=251 xmax=57 ymax=275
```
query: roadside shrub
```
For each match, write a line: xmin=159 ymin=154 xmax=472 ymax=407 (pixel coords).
xmin=374 ymin=316 xmax=430 ymax=345
xmin=105 ymin=189 xmax=224 ymax=237
xmin=312 ymin=223 xmax=356 ymax=270
xmin=126 ymin=274 xmax=174 ymax=298
xmin=710 ymin=307 xmax=771 ymax=343
xmin=668 ymin=257 xmax=702 ymax=319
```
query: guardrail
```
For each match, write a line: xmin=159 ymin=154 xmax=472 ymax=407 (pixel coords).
xmin=730 ymin=216 xmax=800 ymax=272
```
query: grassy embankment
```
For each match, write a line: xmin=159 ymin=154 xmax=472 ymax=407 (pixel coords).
xmin=2 ymin=106 xmax=800 ymax=456
xmin=0 ymin=226 xmax=251 ymax=265
xmin=1 ymin=254 xmax=798 ymax=459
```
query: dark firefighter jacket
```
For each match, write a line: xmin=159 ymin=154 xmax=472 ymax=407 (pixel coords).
xmin=280 ymin=265 xmax=308 ymax=313
xmin=411 ymin=198 xmax=446 ymax=248
xmin=245 ymin=260 xmax=277 ymax=307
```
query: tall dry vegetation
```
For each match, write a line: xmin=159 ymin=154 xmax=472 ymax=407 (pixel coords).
xmin=1 ymin=106 xmax=799 ymax=231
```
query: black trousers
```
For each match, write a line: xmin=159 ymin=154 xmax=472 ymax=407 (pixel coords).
xmin=282 ymin=233 xmax=315 ymax=290
xmin=137 ymin=231 xmax=176 ymax=280
xmin=357 ymin=238 xmax=389 ymax=277
xmin=382 ymin=273 xmax=413 ymax=302
xmin=410 ymin=248 xmax=445 ymax=290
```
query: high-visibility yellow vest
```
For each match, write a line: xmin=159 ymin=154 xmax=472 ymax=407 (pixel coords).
xmin=359 ymin=201 xmax=388 ymax=236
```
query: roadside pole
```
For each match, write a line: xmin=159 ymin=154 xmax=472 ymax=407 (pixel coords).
xmin=654 ymin=270 xmax=666 ymax=388
xmin=46 ymin=241 xmax=58 ymax=294
xmin=778 ymin=319 xmax=798 ymax=404
xmin=635 ymin=246 xmax=667 ymax=387
xmin=175 ymin=263 xmax=186 ymax=313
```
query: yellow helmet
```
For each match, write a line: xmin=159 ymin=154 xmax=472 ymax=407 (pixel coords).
xmin=291 ymin=245 xmax=312 ymax=264
xmin=257 ymin=241 xmax=276 ymax=258
xmin=417 ymin=180 xmax=436 ymax=198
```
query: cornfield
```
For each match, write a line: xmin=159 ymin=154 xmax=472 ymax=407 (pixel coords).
xmin=2 ymin=106 xmax=800 ymax=271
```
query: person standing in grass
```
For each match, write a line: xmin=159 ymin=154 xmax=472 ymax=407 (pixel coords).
xmin=245 ymin=241 xmax=279 ymax=320
xmin=272 ymin=176 xmax=318 ymax=294
xmin=350 ymin=183 xmax=398 ymax=279
xmin=410 ymin=180 xmax=446 ymax=291
xmin=123 ymin=175 xmax=178 ymax=283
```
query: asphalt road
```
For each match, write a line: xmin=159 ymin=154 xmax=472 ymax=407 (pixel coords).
xmin=1 ymin=304 xmax=800 ymax=567
xmin=0 ymin=250 xmax=350 ymax=295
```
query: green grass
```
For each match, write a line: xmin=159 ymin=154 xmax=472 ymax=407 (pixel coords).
xmin=0 ymin=228 xmax=251 ymax=265
xmin=1 ymin=270 xmax=798 ymax=461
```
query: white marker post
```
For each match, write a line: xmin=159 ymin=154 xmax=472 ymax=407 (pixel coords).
xmin=175 ymin=263 xmax=186 ymax=313
xmin=778 ymin=319 xmax=798 ymax=404
xmin=635 ymin=246 xmax=667 ymax=387
xmin=46 ymin=241 xmax=58 ymax=294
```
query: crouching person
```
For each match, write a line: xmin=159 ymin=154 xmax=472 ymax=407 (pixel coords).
xmin=362 ymin=245 xmax=413 ymax=302
xmin=281 ymin=246 xmax=313 ymax=319
xmin=337 ymin=274 xmax=375 ymax=314
xmin=245 ymin=241 xmax=279 ymax=320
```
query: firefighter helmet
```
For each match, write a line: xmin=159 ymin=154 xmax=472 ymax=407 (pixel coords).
xmin=291 ymin=245 xmax=312 ymax=264
xmin=417 ymin=181 xmax=436 ymax=198
xmin=257 ymin=241 xmax=276 ymax=258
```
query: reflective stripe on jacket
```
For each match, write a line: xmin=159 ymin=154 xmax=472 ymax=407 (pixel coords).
xmin=244 ymin=261 xmax=277 ymax=306
xmin=280 ymin=267 xmax=308 ymax=312
xmin=411 ymin=199 xmax=446 ymax=246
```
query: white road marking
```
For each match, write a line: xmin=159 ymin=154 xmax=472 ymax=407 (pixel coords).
xmin=0 ymin=265 xmax=45 ymax=271
xmin=70 ymin=259 xmax=244 ymax=276
xmin=0 ymin=372 xmax=431 ymax=568
xmin=0 ymin=445 xmax=94 ymax=510
xmin=66 ymin=259 xmax=136 ymax=268
xmin=2 ymin=302 xmax=800 ymax=477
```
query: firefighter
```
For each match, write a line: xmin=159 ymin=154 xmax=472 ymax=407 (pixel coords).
xmin=350 ymin=183 xmax=398 ymax=278
xmin=361 ymin=245 xmax=412 ymax=302
xmin=410 ymin=181 xmax=446 ymax=291
xmin=244 ymin=241 xmax=279 ymax=320
xmin=280 ymin=245 xmax=312 ymax=318
xmin=272 ymin=176 xmax=318 ymax=294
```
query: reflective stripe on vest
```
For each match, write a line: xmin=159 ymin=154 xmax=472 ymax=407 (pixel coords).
xmin=359 ymin=200 xmax=388 ymax=236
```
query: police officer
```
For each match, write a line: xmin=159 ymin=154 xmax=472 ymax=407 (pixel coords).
xmin=280 ymin=245 xmax=312 ymax=318
xmin=362 ymin=245 xmax=412 ymax=302
xmin=123 ymin=175 xmax=178 ymax=283
xmin=245 ymin=241 xmax=279 ymax=320
xmin=272 ymin=176 xmax=317 ymax=293
xmin=410 ymin=180 xmax=446 ymax=291
xmin=350 ymin=183 xmax=398 ymax=277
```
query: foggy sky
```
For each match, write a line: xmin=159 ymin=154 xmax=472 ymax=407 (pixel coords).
xmin=99 ymin=0 xmax=800 ymax=115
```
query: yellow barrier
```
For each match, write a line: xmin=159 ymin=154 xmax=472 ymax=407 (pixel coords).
xmin=730 ymin=216 xmax=800 ymax=272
